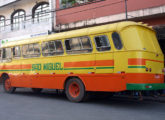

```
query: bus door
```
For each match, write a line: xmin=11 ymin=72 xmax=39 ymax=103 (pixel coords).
xmin=111 ymin=32 xmax=127 ymax=91
xmin=64 ymin=36 xmax=95 ymax=75
xmin=93 ymin=34 xmax=114 ymax=74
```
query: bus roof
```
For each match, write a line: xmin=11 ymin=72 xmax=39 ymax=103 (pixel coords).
xmin=1 ymin=21 xmax=153 ymax=48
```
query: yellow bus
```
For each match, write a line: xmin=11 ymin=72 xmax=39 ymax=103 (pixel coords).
xmin=0 ymin=21 xmax=165 ymax=102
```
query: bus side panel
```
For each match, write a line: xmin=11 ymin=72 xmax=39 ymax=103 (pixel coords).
xmin=10 ymin=74 xmax=32 ymax=88
xmin=80 ymin=74 xmax=126 ymax=92
xmin=30 ymin=74 xmax=67 ymax=89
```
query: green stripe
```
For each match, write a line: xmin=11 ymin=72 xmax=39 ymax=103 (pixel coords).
xmin=96 ymin=67 xmax=114 ymax=69
xmin=64 ymin=67 xmax=94 ymax=70
xmin=0 ymin=69 xmax=32 ymax=72
xmin=128 ymin=66 xmax=146 ymax=68
xmin=127 ymin=83 xmax=165 ymax=90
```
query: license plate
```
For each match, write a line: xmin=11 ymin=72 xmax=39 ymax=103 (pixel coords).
xmin=155 ymin=75 xmax=160 ymax=79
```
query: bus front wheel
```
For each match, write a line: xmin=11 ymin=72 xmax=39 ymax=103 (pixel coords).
xmin=65 ymin=78 xmax=86 ymax=102
xmin=3 ymin=78 xmax=16 ymax=93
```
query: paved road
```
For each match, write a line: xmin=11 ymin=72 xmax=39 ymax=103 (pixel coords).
xmin=0 ymin=85 xmax=165 ymax=120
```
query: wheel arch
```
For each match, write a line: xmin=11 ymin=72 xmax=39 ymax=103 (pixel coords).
xmin=0 ymin=73 xmax=9 ymax=82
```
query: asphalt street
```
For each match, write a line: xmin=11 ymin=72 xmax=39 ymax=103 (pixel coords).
xmin=0 ymin=85 xmax=165 ymax=120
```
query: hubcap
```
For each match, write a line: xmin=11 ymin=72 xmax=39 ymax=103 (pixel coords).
xmin=69 ymin=82 xmax=80 ymax=98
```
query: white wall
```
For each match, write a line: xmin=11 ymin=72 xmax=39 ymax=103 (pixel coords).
xmin=0 ymin=0 xmax=51 ymax=44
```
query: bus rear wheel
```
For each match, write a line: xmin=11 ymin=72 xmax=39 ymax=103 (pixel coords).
xmin=3 ymin=78 xmax=16 ymax=93
xmin=65 ymin=78 xmax=86 ymax=102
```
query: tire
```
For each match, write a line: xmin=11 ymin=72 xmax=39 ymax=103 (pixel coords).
xmin=65 ymin=78 xmax=86 ymax=102
xmin=3 ymin=78 xmax=16 ymax=93
xmin=32 ymin=88 xmax=43 ymax=93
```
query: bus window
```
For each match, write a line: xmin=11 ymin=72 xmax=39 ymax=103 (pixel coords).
xmin=112 ymin=32 xmax=123 ymax=50
xmin=22 ymin=43 xmax=41 ymax=58
xmin=81 ymin=37 xmax=92 ymax=50
xmin=33 ymin=43 xmax=40 ymax=56
xmin=94 ymin=35 xmax=111 ymax=51
xmin=13 ymin=46 xmax=21 ymax=58
xmin=65 ymin=36 xmax=92 ymax=54
xmin=55 ymin=41 xmax=64 ymax=54
xmin=0 ymin=49 xmax=2 ymax=61
xmin=42 ymin=40 xmax=64 ymax=56
xmin=2 ymin=48 xmax=12 ymax=61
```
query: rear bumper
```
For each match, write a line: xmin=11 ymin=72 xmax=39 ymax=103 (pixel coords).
xmin=126 ymin=83 xmax=165 ymax=90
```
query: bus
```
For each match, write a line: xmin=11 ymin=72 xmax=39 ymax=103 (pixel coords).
xmin=0 ymin=21 xmax=165 ymax=102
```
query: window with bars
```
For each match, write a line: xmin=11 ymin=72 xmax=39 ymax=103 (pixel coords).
xmin=11 ymin=10 xmax=25 ymax=30
xmin=0 ymin=16 xmax=5 ymax=31
xmin=60 ymin=0 xmax=96 ymax=9
xmin=33 ymin=3 xmax=50 ymax=23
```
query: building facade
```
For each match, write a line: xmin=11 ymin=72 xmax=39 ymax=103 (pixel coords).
xmin=54 ymin=0 xmax=165 ymax=53
xmin=0 ymin=0 xmax=165 ymax=53
xmin=0 ymin=0 xmax=54 ymax=46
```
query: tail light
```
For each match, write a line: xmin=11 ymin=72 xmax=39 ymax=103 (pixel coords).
xmin=146 ymin=68 xmax=148 ymax=72
xmin=162 ymin=68 xmax=165 ymax=73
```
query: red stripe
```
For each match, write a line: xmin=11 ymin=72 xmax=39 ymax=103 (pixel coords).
xmin=128 ymin=58 xmax=164 ymax=65
xmin=0 ymin=64 xmax=32 ymax=70
xmin=145 ymin=59 xmax=164 ymax=63
xmin=128 ymin=59 xmax=146 ymax=65
xmin=64 ymin=61 xmax=95 ymax=68
xmin=96 ymin=60 xmax=114 ymax=66
xmin=64 ymin=60 xmax=114 ymax=68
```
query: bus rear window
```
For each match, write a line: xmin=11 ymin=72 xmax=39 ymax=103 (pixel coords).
xmin=121 ymin=26 xmax=162 ymax=54
xmin=112 ymin=32 xmax=123 ymax=50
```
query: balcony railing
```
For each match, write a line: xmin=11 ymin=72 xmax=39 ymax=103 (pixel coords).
xmin=0 ymin=17 xmax=51 ymax=33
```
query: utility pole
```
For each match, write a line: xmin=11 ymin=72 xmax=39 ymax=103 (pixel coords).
xmin=49 ymin=0 xmax=55 ymax=33
xmin=124 ymin=0 xmax=128 ymax=20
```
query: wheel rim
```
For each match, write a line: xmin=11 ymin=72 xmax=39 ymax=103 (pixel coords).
xmin=69 ymin=82 xmax=80 ymax=98
xmin=5 ymin=79 xmax=11 ymax=91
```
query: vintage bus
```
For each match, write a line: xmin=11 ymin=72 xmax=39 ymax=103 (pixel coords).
xmin=0 ymin=21 xmax=165 ymax=102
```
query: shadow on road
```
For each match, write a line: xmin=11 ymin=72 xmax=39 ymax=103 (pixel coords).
xmin=1 ymin=85 xmax=164 ymax=109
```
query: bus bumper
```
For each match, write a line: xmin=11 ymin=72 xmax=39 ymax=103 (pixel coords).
xmin=126 ymin=83 xmax=165 ymax=90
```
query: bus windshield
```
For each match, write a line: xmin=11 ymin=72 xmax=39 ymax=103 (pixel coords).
xmin=120 ymin=26 xmax=163 ymax=54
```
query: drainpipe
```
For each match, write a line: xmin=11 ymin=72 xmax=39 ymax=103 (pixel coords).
xmin=124 ymin=0 xmax=128 ymax=20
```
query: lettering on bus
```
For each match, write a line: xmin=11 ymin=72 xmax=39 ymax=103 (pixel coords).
xmin=32 ymin=64 xmax=41 ymax=71
xmin=43 ymin=63 xmax=63 ymax=70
